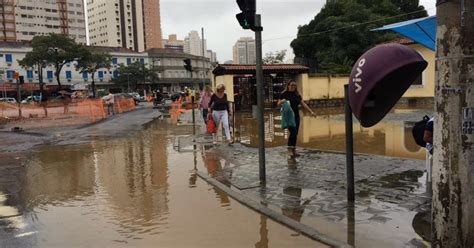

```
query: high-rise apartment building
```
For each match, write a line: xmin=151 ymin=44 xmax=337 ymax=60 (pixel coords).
xmin=184 ymin=31 xmax=206 ymax=57
xmin=0 ymin=0 xmax=86 ymax=43
xmin=233 ymin=37 xmax=256 ymax=64
xmin=87 ymin=0 xmax=163 ymax=52
xmin=162 ymin=34 xmax=185 ymax=52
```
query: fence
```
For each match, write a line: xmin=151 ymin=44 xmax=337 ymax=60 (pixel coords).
xmin=0 ymin=98 xmax=136 ymax=127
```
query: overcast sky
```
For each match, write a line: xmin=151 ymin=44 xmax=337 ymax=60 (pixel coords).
xmin=161 ymin=0 xmax=437 ymax=63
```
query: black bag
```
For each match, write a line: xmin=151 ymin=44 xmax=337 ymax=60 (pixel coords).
xmin=412 ymin=115 xmax=430 ymax=147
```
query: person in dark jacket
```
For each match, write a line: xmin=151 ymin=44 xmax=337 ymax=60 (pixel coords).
xmin=208 ymin=84 xmax=232 ymax=145
xmin=277 ymin=80 xmax=315 ymax=158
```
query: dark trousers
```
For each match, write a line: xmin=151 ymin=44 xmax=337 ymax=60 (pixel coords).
xmin=202 ymin=108 xmax=209 ymax=124
xmin=288 ymin=115 xmax=300 ymax=147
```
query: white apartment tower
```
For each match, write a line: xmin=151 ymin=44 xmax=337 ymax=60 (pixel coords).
xmin=87 ymin=0 xmax=163 ymax=52
xmin=184 ymin=30 xmax=206 ymax=56
xmin=0 ymin=0 xmax=87 ymax=43
xmin=233 ymin=37 xmax=256 ymax=64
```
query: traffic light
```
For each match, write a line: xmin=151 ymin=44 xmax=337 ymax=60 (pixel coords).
xmin=236 ymin=0 xmax=259 ymax=31
xmin=183 ymin=58 xmax=193 ymax=72
xmin=19 ymin=76 xmax=24 ymax=84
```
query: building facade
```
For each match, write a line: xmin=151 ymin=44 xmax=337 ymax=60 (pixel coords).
xmin=87 ymin=0 xmax=163 ymax=52
xmin=148 ymin=48 xmax=212 ymax=92
xmin=233 ymin=37 xmax=256 ymax=64
xmin=0 ymin=42 xmax=148 ymax=93
xmin=162 ymin=34 xmax=185 ymax=52
xmin=184 ymin=31 xmax=206 ymax=57
xmin=0 ymin=0 xmax=86 ymax=44
xmin=0 ymin=42 xmax=212 ymax=95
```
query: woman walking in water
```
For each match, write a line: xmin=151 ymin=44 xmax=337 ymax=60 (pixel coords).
xmin=200 ymin=85 xmax=213 ymax=124
xmin=208 ymin=84 xmax=232 ymax=145
xmin=278 ymin=80 xmax=316 ymax=158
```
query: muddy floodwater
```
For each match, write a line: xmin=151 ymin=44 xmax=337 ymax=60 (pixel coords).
xmin=233 ymin=107 xmax=431 ymax=160
xmin=0 ymin=120 xmax=324 ymax=247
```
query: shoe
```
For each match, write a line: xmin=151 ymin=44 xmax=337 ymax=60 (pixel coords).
xmin=226 ymin=140 xmax=233 ymax=146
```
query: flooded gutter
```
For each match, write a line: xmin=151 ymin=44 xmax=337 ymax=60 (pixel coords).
xmin=196 ymin=171 xmax=351 ymax=248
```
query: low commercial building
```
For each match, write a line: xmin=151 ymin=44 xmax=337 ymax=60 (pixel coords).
xmin=0 ymin=42 xmax=212 ymax=96
xmin=213 ymin=40 xmax=435 ymax=109
xmin=147 ymin=48 xmax=212 ymax=93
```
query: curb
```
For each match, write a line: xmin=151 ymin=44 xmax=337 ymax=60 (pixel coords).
xmin=196 ymin=171 xmax=352 ymax=248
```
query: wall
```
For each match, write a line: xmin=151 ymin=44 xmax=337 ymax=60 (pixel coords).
xmin=213 ymin=75 xmax=234 ymax=102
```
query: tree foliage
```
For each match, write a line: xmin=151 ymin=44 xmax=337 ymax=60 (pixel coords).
xmin=113 ymin=62 xmax=153 ymax=92
xmin=76 ymin=50 xmax=112 ymax=97
xmin=263 ymin=50 xmax=287 ymax=64
xmin=24 ymin=33 xmax=87 ymax=89
xmin=290 ymin=0 xmax=427 ymax=73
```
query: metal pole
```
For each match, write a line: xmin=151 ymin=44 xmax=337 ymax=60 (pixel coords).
xmin=344 ymin=84 xmax=354 ymax=202
xmin=192 ymin=94 xmax=195 ymax=135
xmin=127 ymin=73 xmax=130 ymax=93
xmin=255 ymin=14 xmax=266 ymax=182
xmin=17 ymin=78 xmax=22 ymax=118
xmin=201 ymin=27 xmax=205 ymax=57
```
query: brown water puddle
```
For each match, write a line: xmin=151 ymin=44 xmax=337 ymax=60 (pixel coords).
xmin=233 ymin=107 xmax=431 ymax=160
xmin=0 ymin=120 xmax=325 ymax=247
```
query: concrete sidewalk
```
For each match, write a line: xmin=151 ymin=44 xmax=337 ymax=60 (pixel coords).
xmin=178 ymin=110 xmax=431 ymax=247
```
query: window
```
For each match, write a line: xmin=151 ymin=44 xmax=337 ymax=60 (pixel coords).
xmin=82 ymin=72 xmax=88 ymax=80
xmin=113 ymin=70 xmax=119 ymax=79
xmin=112 ymin=58 xmax=118 ymax=65
xmin=139 ymin=58 xmax=144 ymax=64
xmin=6 ymin=70 xmax=14 ymax=80
xmin=126 ymin=58 xmax=132 ymax=65
xmin=27 ymin=70 xmax=34 ymax=79
xmin=5 ymin=54 xmax=12 ymax=64
xmin=66 ymin=71 xmax=72 ymax=80
xmin=98 ymin=71 xmax=104 ymax=79
xmin=47 ymin=71 xmax=53 ymax=80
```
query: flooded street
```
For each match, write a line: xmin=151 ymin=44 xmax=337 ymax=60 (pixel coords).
xmin=0 ymin=119 xmax=323 ymax=247
xmin=234 ymin=107 xmax=432 ymax=160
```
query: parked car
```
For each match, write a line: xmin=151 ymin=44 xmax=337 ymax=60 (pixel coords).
xmin=113 ymin=93 xmax=139 ymax=105
xmin=129 ymin=93 xmax=141 ymax=103
xmin=0 ymin=97 xmax=17 ymax=104
xmin=21 ymin=95 xmax=42 ymax=104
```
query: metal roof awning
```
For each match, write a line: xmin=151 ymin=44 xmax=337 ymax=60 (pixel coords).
xmin=213 ymin=64 xmax=309 ymax=76
xmin=372 ymin=16 xmax=436 ymax=51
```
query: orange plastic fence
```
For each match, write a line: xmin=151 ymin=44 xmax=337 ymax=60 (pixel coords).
xmin=0 ymin=98 xmax=135 ymax=124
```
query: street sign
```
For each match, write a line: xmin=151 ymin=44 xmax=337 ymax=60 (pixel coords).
xmin=348 ymin=43 xmax=428 ymax=127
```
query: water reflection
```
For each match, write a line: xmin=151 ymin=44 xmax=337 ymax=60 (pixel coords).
xmin=2 ymin=119 xmax=322 ymax=247
xmin=233 ymin=109 xmax=427 ymax=159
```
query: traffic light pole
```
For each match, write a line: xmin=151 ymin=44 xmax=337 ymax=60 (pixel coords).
xmin=255 ymin=14 xmax=266 ymax=182
xmin=16 ymin=78 xmax=22 ymax=118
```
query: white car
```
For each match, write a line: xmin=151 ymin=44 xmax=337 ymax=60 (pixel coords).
xmin=0 ymin=97 xmax=17 ymax=104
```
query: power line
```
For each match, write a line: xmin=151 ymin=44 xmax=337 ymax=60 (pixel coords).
xmin=263 ymin=7 xmax=435 ymax=42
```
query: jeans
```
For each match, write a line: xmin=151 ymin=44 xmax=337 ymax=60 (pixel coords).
xmin=288 ymin=115 xmax=300 ymax=147
xmin=212 ymin=110 xmax=231 ymax=141
xmin=202 ymin=108 xmax=208 ymax=124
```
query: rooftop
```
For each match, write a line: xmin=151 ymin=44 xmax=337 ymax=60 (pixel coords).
xmin=213 ymin=64 xmax=309 ymax=76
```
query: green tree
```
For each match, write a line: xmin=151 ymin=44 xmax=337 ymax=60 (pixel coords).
xmin=27 ymin=33 xmax=87 ymax=89
xmin=113 ymin=62 xmax=152 ymax=92
xmin=76 ymin=50 xmax=112 ymax=98
xmin=290 ymin=0 xmax=427 ymax=73
xmin=19 ymin=49 xmax=48 ymax=96
xmin=263 ymin=50 xmax=287 ymax=64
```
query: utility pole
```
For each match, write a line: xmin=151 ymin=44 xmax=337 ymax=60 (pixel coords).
xmin=432 ymin=0 xmax=474 ymax=247
xmin=254 ymin=14 xmax=265 ymax=182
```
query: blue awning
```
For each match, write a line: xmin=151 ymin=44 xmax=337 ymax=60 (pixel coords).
xmin=372 ymin=16 xmax=436 ymax=51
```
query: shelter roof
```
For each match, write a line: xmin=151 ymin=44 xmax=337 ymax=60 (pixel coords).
xmin=213 ymin=64 xmax=309 ymax=76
